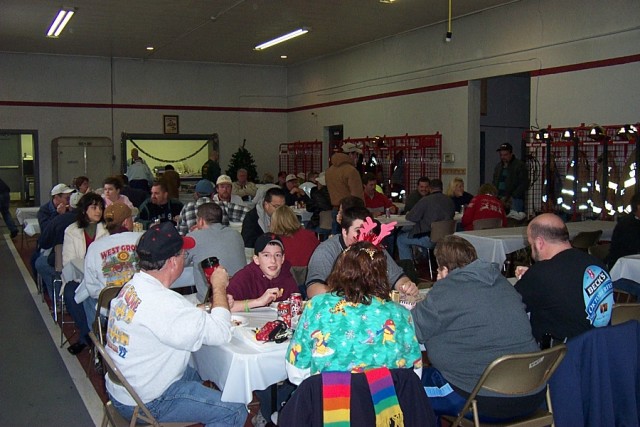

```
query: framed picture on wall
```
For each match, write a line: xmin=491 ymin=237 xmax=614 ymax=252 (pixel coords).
xmin=163 ymin=115 xmax=179 ymax=134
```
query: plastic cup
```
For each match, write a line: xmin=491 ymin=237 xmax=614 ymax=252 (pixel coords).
xmin=201 ymin=257 xmax=219 ymax=282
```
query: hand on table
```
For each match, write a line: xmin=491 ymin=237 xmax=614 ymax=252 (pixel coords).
xmin=396 ymin=279 xmax=419 ymax=297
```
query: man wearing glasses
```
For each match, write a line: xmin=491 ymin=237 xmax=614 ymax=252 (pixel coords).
xmin=242 ymin=187 xmax=286 ymax=248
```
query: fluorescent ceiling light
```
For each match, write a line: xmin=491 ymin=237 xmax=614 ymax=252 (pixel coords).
xmin=46 ymin=8 xmax=75 ymax=38
xmin=254 ymin=28 xmax=309 ymax=51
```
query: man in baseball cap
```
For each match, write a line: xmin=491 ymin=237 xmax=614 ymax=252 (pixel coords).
xmin=214 ymin=174 xmax=243 ymax=204
xmin=104 ymin=221 xmax=246 ymax=425
xmin=284 ymin=173 xmax=309 ymax=206
xmin=38 ymin=183 xmax=74 ymax=234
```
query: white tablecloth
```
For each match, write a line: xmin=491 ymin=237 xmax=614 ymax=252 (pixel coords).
xmin=15 ymin=207 xmax=39 ymax=224
xmin=610 ymin=254 xmax=640 ymax=282
xmin=191 ymin=307 xmax=288 ymax=404
xmin=378 ymin=214 xmax=414 ymax=228
xmin=23 ymin=218 xmax=40 ymax=236
xmin=455 ymin=220 xmax=615 ymax=266
xmin=292 ymin=208 xmax=312 ymax=224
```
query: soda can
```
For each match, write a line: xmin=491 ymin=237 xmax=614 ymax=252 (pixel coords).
xmin=390 ymin=290 xmax=400 ymax=302
xmin=290 ymin=293 xmax=303 ymax=316
xmin=281 ymin=313 xmax=292 ymax=328
xmin=277 ymin=300 xmax=291 ymax=319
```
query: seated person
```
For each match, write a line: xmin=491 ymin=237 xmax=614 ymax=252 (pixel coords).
xmin=241 ymin=186 xmax=285 ymax=248
xmin=305 ymin=206 xmax=419 ymax=298
xmin=226 ymin=233 xmax=298 ymax=311
xmin=136 ymin=181 xmax=183 ymax=229
xmin=404 ymin=176 xmax=430 ymax=213
xmin=460 ymin=183 xmax=507 ymax=231
xmin=232 ymin=168 xmax=258 ymax=201
xmin=515 ymin=213 xmax=613 ymax=345
xmin=362 ymin=173 xmax=398 ymax=216
xmin=104 ymin=222 xmax=246 ymax=426
xmin=283 ymin=174 xmax=310 ymax=207
xmin=446 ymin=177 xmax=474 ymax=213
xmin=270 ymin=205 xmax=319 ymax=267
xmin=305 ymin=172 xmax=332 ymax=231
xmin=286 ymin=240 xmax=422 ymax=385
xmin=412 ymin=235 xmax=543 ymax=421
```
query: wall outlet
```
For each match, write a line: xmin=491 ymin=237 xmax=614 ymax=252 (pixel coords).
xmin=443 ymin=153 xmax=455 ymax=163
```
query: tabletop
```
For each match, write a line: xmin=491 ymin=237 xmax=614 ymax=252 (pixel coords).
xmin=377 ymin=214 xmax=414 ymax=228
xmin=610 ymin=254 xmax=640 ymax=282
xmin=191 ymin=307 xmax=289 ymax=404
xmin=15 ymin=206 xmax=39 ymax=224
xmin=455 ymin=220 xmax=616 ymax=266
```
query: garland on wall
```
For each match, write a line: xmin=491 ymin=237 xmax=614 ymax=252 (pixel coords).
xmin=130 ymin=140 xmax=209 ymax=164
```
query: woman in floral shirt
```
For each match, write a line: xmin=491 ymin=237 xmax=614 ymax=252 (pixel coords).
xmin=286 ymin=241 xmax=422 ymax=385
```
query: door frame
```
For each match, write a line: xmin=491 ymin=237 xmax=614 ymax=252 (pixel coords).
xmin=0 ymin=129 xmax=39 ymax=205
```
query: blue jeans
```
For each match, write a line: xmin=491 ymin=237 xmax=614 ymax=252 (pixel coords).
xmin=511 ymin=198 xmax=524 ymax=213
xmin=63 ymin=281 xmax=90 ymax=345
xmin=110 ymin=366 xmax=246 ymax=427
xmin=83 ymin=296 xmax=98 ymax=332
xmin=0 ymin=191 xmax=18 ymax=234
xmin=397 ymin=231 xmax=434 ymax=260
xmin=35 ymin=253 xmax=56 ymax=300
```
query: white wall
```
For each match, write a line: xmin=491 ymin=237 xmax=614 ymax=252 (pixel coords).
xmin=1 ymin=0 xmax=638 ymax=202
xmin=0 ymin=53 xmax=287 ymax=201
xmin=286 ymin=0 xmax=640 ymax=192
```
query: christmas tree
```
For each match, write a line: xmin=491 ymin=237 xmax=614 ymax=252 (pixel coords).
xmin=226 ymin=139 xmax=258 ymax=182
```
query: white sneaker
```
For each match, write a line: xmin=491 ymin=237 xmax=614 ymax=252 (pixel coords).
xmin=507 ymin=210 xmax=520 ymax=219
xmin=252 ymin=412 xmax=268 ymax=427
xmin=514 ymin=212 xmax=527 ymax=221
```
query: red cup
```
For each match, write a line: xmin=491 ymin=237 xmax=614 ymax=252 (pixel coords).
xmin=201 ymin=257 xmax=219 ymax=282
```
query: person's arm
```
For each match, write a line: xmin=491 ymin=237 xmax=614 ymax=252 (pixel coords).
xmin=513 ymin=161 xmax=529 ymax=198
xmin=393 ymin=276 xmax=419 ymax=296
xmin=347 ymin=169 xmax=364 ymax=199
xmin=230 ymin=288 xmax=280 ymax=312
xmin=461 ymin=199 xmax=475 ymax=230
xmin=136 ymin=200 xmax=152 ymax=229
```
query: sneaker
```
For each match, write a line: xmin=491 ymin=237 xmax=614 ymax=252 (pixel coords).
xmin=514 ymin=212 xmax=527 ymax=221
xmin=251 ymin=413 xmax=268 ymax=427
xmin=506 ymin=210 xmax=520 ymax=219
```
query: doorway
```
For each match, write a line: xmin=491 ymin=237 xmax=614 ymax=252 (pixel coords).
xmin=0 ymin=130 xmax=38 ymax=206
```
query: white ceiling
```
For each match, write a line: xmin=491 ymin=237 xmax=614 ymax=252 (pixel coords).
xmin=1 ymin=0 xmax=517 ymax=66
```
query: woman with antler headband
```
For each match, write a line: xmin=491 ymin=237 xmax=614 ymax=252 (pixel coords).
xmin=305 ymin=206 xmax=420 ymax=298
xmin=286 ymin=240 xmax=423 ymax=386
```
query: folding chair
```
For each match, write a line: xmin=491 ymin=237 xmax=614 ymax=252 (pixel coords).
xmin=52 ymin=244 xmax=75 ymax=347
xmin=588 ymin=242 xmax=610 ymax=263
xmin=611 ymin=303 xmax=640 ymax=325
xmin=413 ymin=219 xmax=456 ymax=281
xmin=570 ymin=230 xmax=602 ymax=252
xmin=442 ymin=344 xmax=567 ymax=427
xmin=89 ymin=332 xmax=196 ymax=427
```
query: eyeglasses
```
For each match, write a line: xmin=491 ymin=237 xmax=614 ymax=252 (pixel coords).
xmin=268 ymin=202 xmax=284 ymax=209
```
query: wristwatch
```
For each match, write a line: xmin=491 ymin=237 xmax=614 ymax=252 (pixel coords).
xmin=203 ymin=302 xmax=212 ymax=313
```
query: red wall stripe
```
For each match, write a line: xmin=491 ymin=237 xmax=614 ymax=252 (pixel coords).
xmin=1 ymin=53 xmax=638 ymax=113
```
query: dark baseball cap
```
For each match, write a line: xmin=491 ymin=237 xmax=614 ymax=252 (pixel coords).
xmin=137 ymin=222 xmax=196 ymax=263
xmin=254 ymin=233 xmax=285 ymax=255
xmin=496 ymin=143 xmax=513 ymax=152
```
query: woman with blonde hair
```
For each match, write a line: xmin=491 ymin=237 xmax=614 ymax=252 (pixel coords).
xmin=446 ymin=177 xmax=473 ymax=212
xmin=270 ymin=205 xmax=319 ymax=267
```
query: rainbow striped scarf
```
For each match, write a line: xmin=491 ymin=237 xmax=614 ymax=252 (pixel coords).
xmin=322 ymin=367 xmax=404 ymax=427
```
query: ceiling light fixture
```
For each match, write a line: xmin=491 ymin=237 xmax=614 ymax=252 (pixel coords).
xmin=146 ymin=46 xmax=154 ymax=51
xmin=379 ymin=0 xmax=396 ymax=3
xmin=46 ymin=7 xmax=76 ymax=38
xmin=254 ymin=28 xmax=309 ymax=51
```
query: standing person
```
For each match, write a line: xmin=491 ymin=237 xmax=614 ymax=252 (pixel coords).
xmin=232 ymin=168 xmax=257 ymax=201
xmin=396 ymin=179 xmax=455 ymax=262
xmin=160 ymin=164 xmax=181 ymax=200
xmin=241 ymin=186 xmax=286 ymax=248
xmin=492 ymin=143 xmax=528 ymax=220
xmin=105 ymin=222 xmax=247 ymax=426
xmin=202 ymin=150 xmax=221 ymax=184
xmin=515 ymin=213 xmax=614 ymax=345
xmin=326 ymin=142 xmax=364 ymax=208
xmin=404 ymin=176 xmax=430 ymax=213
xmin=270 ymin=205 xmax=319 ymax=267
xmin=126 ymin=155 xmax=154 ymax=194
xmin=127 ymin=148 xmax=147 ymax=166
xmin=287 ymin=241 xmax=422 ymax=384
xmin=0 ymin=177 xmax=18 ymax=238
xmin=136 ymin=182 xmax=183 ymax=229
xmin=69 ymin=176 xmax=91 ymax=209
xmin=186 ymin=203 xmax=246 ymax=302
xmin=102 ymin=176 xmax=134 ymax=210
xmin=413 ymin=236 xmax=542 ymax=421
xmin=446 ymin=177 xmax=473 ymax=213
xmin=460 ymin=183 xmax=507 ymax=231
xmin=62 ymin=193 xmax=109 ymax=355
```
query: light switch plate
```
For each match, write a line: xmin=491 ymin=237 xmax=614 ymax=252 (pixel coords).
xmin=443 ymin=153 xmax=455 ymax=163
